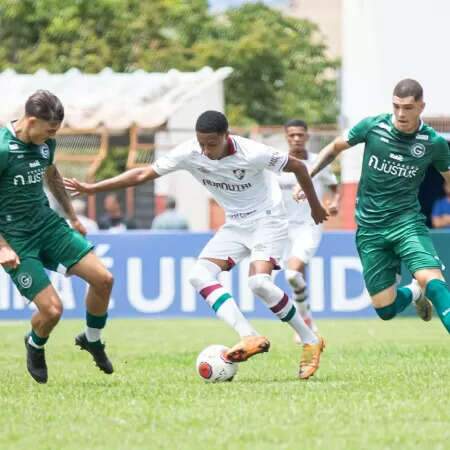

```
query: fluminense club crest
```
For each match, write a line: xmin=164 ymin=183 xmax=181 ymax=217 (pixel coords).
xmin=232 ymin=169 xmax=246 ymax=180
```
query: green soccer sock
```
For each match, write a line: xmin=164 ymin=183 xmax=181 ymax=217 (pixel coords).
xmin=29 ymin=329 xmax=48 ymax=349
xmin=86 ymin=312 xmax=108 ymax=343
xmin=425 ymin=279 xmax=450 ymax=333
xmin=374 ymin=287 xmax=412 ymax=320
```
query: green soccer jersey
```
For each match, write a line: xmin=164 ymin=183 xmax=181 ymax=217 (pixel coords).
xmin=0 ymin=122 xmax=60 ymax=237
xmin=345 ymin=113 xmax=450 ymax=227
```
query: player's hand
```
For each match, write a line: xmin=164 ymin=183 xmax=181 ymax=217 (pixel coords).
xmin=63 ymin=177 xmax=95 ymax=197
xmin=0 ymin=246 xmax=20 ymax=269
xmin=325 ymin=199 xmax=339 ymax=216
xmin=292 ymin=185 xmax=306 ymax=202
xmin=311 ymin=204 xmax=329 ymax=224
xmin=70 ymin=218 xmax=87 ymax=236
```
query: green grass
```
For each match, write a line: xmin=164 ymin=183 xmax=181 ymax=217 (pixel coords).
xmin=1 ymin=318 xmax=449 ymax=450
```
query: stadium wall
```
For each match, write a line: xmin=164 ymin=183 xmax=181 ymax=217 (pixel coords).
xmin=340 ymin=0 xmax=450 ymax=228
xmin=1 ymin=231 xmax=448 ymax=320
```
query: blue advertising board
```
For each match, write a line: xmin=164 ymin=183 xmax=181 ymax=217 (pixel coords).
xmin=0 ymin=231 xmax=448 ymax=320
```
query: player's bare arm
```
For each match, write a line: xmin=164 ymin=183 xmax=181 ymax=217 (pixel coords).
xmin=441 ymin=170 xmax=450 ymax=186
xmin=293 ymin=136 xmax=349 ymax=203
xmin=64 ymin=166 xmax=161 ymax=196
xmin=326 ymin=184 xmax=340 ymax=216
xmin=309 ymin=136 xmax=351 ymax=178
xmin=0 ymin=234 xmax=20 ymax=268
xmin=283 ymin=155 xmax=328 ymax=224
xmin=45 ymin=165 xmax=77 ymax=219
xmin=45 ymin=165 xmax=87 ymax=236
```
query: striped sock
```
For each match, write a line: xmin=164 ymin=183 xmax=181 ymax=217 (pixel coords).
xmin=270 ymin=293 xmax=318 ymax=344
xmin=199 ymin=283 xmax=257 ymax=337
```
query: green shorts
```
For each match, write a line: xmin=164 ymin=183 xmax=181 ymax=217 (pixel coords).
xmin=3 ymin=216 xmax=93 ymax=301
xmin=356 ymin=218 xmax=444 ymax=296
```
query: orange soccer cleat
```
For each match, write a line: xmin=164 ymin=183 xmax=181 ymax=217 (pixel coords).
xmin=225 ymin=335 xmax=270 ymax=363
xmin=298 ymin=336 xmax=324 ymax=380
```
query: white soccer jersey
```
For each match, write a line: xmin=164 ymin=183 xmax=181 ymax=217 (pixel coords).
xmin=278 ymin=152 xmax=337 ymax=225
xmin=152 ymin=135 xmax=288 ymax=223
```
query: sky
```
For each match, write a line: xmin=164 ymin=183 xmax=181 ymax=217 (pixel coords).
xmin=208 ymin=0 xmax=288 ymax=12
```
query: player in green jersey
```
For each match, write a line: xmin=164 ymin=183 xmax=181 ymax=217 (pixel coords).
xmin=0 ymin=90 xmax=115 ymax=383
xmin=303 ymin=79 xmax=450 ymax=332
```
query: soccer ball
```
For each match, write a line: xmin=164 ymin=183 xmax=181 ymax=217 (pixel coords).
xmin=196 ymin=345 xmax=238 ymax=382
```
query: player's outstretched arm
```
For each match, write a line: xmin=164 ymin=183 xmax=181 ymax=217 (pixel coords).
xmin=284 ymin=156 xmax=328 ymax=224
xmin=310 ymin=136 xmax=351 ymax=178
xmin=46 ymin=165 xmax=87 ymax=235
xmin=326 ymin=184 xmax=340 ymax=216
xmin=64 ymin=166 xmax=161 ymax=196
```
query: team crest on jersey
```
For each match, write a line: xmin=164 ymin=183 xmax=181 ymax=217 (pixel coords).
xmin=18 ymin=273 xmax=33 ymax=289
xmin=40 ymin=144 xmax=50 ymax=159
xmin=232 ymin=169 xmax=246 ymax=180
xmin=410 ymin=143 xmax=426 ymax=158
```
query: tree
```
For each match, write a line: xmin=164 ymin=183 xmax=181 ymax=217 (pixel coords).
xmin=0 ymin=0 xmax=338 ymax=124
xmin=191 ymin=3 xmax=338 ymax=124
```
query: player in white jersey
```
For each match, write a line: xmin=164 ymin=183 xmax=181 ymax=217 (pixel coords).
xmin=279 ymin=120 xmax=339 ymax=337
xmin=65 ymin=111 xmax=328 ymax=379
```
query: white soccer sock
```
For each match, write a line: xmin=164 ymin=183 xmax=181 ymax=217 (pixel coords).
xmin=86 ymin=327 xmax=102 ymax=342
xmin=190 ymin=260 xmax=258 ymax=338
xmin=405 ymin=279 xmax=422 ymax=302
xmin=285 ymin=269 xmax=308 ymax=303
xmin=248 ymin=274 xmax=318 ymax=344
xmin=199 ymin=282 xmax=258 ymax=337
xmin=285 ymin=270 xmax=306 ymax=290
xmin=285 ymin=269 xmax=317 ymax=330
xmin=216 ymin=297 xmax=258 ymax=337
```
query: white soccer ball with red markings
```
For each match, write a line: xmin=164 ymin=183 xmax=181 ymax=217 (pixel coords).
xmin=196 ymin=345 xmax=238 ymax=382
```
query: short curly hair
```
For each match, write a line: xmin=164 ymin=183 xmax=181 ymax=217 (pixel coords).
xmin=195 ymin=110 xmax=228 ymax=134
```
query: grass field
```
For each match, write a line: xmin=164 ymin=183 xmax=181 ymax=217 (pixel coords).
xmin=1 ymin=317 xmax=449 ymax=450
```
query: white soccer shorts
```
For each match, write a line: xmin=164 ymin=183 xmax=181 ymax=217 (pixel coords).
xmin=199 ymin=213 xmax=288 ymax=269
xmin=283 ymin=222 xmax=322 ymax=264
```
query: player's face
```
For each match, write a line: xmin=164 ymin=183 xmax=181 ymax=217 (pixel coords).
xmin=392 ymin=96 xmax=424 ymax=133
xmin=196 ymin=132 xmax=228 ymax=160
xmin=28 ymin=118 xmax=61 ymax=144
xmin=285 ymin=126 xmax=308 ymax=153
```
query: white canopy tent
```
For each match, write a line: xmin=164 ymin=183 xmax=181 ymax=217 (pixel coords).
xmin=0 ymin=66 xmax=232 ymax=130
xmin=0 ymin=66 xmax=233 ymax=230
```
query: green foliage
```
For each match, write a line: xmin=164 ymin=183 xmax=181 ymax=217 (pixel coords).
xmin=95 ymin=146 xmax=128 ymax=181
xmin=191 ymin=4 xmax=338 ymax=124
xmin=0 ymin=0 xmax=338 ymax=124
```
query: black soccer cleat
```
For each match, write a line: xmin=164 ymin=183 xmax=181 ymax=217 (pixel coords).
xmin=75 ymin=333 xmax=114 ymax=374
xmin=24 ymin=335 xmax=48 ymax=384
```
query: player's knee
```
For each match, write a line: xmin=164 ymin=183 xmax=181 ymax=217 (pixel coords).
xmin=285 ymin=269 xmax=298 ymax=287
xmin=104 ymin=270 xmax=114 ymax=289
xmin=188 ymin=260 xmax=221 ymax=290
xmin=45 ymin=302 xmax=63 ymax=324
xmin=93 ymin=270 xmax=114 ymax=296
xmin=248 ymin=274 xmax=273 ymax=298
